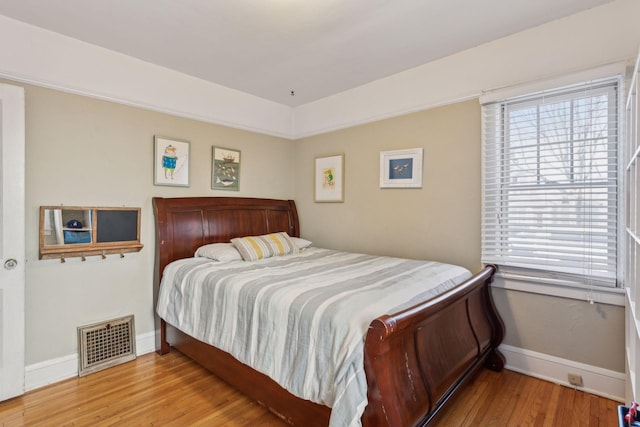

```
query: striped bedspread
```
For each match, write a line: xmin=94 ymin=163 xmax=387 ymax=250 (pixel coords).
xmin=156 ymin=248 xmax=471 ymax=427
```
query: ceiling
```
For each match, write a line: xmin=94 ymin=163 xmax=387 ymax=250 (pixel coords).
xmin=0 ymin=0 xmax=613 ymax=106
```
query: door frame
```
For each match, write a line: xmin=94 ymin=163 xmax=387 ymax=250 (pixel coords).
xmin=0 ymin=83 xmax=26 ymax=401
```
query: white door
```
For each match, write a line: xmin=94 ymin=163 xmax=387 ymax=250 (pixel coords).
xmin=0 ymin=83 xmax=25 ymax=401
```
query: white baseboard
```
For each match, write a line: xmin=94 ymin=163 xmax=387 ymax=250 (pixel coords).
xmin=135 ymin=330 xmax=157 ymax=356
xmin=25 ymin=331 xmax=156 ymax=392
xmin=499 ymin=344 xmax=626 ymax=402
xmin=25 ymin=353 xmax=77 ymax=392
xmin=24 ymin=339 xmax=627 ymax=402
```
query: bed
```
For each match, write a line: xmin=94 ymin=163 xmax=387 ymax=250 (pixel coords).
xmin=153 ymin=196 xmax=505 ymax=426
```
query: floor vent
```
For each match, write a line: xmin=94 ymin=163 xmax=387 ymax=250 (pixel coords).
xmin=77 ymin=315 xmax=136 ymax=377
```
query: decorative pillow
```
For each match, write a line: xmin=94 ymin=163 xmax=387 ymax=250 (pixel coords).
xmin=291 ymin=237 xmax=313 ymax=250
xmin=194 ymin=243 xmax=243 ymax=262
xmin=231 ymin=232 xmax=298 ymax=261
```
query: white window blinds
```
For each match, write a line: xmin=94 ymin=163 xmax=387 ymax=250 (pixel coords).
xmin=481 ymin=78 xmax=619 ymax=286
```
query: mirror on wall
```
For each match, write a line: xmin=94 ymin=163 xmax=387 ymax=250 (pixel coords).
xmin=41 ymin=208 xmax=93 ymax=246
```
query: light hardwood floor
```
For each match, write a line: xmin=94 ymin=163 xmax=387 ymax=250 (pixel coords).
xmin=0 ymin=351 xmax=622 ymax=426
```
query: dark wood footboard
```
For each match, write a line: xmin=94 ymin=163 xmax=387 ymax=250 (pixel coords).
xmin=362 ymin=264 xmax=504 ymax=426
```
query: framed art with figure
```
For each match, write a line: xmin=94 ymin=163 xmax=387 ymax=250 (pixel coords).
xmin=154 ymin=136 xmax=190 ymax=187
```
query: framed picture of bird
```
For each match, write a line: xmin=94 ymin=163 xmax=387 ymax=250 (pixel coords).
xmin=212 ymin=146 xmax=240 ymax=191
xmin=154 ymin=136 xmax=190 ymax=187
xmin=314 ymin=154 xmax=344 ymax=202
xmin=380 ymin=148 xmax=423 ymax=188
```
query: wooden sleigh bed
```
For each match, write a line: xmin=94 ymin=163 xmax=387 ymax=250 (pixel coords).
xmin=153 ymin=196 xmax=505 ymax=427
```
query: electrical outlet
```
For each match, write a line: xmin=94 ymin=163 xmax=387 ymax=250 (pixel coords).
xmin=568 ymin=373 xmax=583 ymax=387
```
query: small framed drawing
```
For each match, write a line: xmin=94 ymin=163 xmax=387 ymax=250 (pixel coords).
xmin=154 ymin=136 xmax=190 ymax=187
xmin=380 ymin=148 xmax=424 ymax=188
xmin=212 ymin=146 xmax=240 ymax=191
xmin=315 ymin=154 xmax=344 ymax=202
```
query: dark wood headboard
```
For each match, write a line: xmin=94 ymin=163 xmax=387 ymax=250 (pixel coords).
xmin=152 ymin=197 xmax=299 ymax=281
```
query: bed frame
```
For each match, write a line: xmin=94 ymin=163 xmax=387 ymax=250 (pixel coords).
xmin=153 ymin=196 xmax=505 ymax=426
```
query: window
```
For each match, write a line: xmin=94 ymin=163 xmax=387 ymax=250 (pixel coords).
xmin=482 ymin=78 xmax=620 ymax=288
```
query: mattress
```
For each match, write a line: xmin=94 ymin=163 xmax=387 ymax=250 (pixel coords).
xmin=157 ymin=247 xmax=471 ymax=427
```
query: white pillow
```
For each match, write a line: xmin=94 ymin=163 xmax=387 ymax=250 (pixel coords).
xmin=291 ymin=237 xmax=312 ymax=250
xmin=194 ymin=243 xmax=243 ymax=262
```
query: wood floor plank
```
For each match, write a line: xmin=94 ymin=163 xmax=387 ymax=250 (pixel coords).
xmin=446 ymin=369 xmax=491 ymax=426
xmin=508 ymin=367 xmax=542 ymax=426
xmin=472 ymin=368 xmax=523 ymax=426
xmin=0 ymin=351 xmax=623 ymax=427
xmin=531 ymin=379 xmax=554 ymax=427
xmin=559 ymin=385 xmax=578 ymax=426
xmin=542 ymin=382 xmax=562 ymax=427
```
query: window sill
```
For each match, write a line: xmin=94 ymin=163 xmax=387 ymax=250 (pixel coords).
xmin=491 ymin=272 xmax=625 ymax=307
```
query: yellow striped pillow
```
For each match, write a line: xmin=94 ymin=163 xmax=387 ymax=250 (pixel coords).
xmin=231 ymin=232 xmax=298 ymax=261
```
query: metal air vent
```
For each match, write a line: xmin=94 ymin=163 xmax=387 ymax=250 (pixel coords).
xmin=77 ymin=315 xmax=136 ymax=376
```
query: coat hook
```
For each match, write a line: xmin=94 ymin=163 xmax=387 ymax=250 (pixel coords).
xmin=120 ymin=251 xmax=125 ymax=259
xmin=101 ymin=251 xmax=107 ymax=259
xmin=81 ymin=253 xmax=86 ymax=262
xmin=60 ymin=254 xmax=66 ymax=263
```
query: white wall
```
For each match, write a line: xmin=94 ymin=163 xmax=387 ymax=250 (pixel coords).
xmin=293 ymin=98 xmax=626 ymax=376
xmin=18 ymin=80 xmax=294 ymax=371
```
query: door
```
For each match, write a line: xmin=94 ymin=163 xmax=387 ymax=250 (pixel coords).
xmin=625 ymin=50 xmax=640 ymax=404
xmin=0 ymin=83 xmax=25 ymax=401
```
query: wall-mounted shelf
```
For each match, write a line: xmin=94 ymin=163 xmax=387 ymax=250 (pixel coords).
xmin=39 ymin=206 xmax=143 ymax=261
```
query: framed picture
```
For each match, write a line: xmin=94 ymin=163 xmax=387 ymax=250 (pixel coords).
xmin=315 ymin=154 xmax=344 ymax=202
xmin=380 ymin=148 xmax=423 ymax=188
xmin=212 ymin=146 xmax=240 ymax=191
xmin=154 ymin=136 xmax=190 ymax=187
